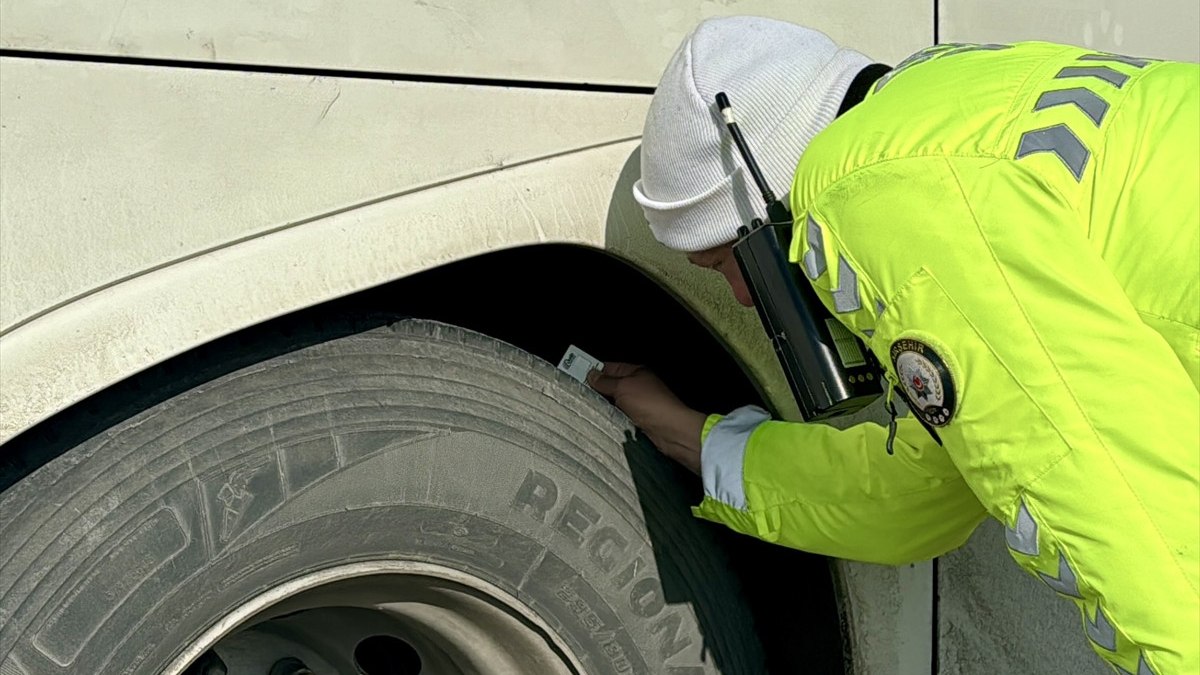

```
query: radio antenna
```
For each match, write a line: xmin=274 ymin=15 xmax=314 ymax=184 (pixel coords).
xmin=715 ymin=91 xmax=776 ymax=207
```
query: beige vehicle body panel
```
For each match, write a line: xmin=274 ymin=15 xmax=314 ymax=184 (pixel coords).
xmin=0 ymin=59 xmax=661 ymax=440
xmin=0 ymin=0 xmax=934 ymax=446
xmin=1 ymin=1 xmax=1195 ymax=674
xmin=0 ymin=0 xmax=929 ymax=85
xmin=941 ymin=0 xmax=1200 ymax=62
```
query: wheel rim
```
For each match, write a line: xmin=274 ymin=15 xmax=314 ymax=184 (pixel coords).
xmin=166 ymin=560 xmax=586 ymax=675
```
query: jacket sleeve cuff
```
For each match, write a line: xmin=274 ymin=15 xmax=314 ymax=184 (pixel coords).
xmin=700 ymin=405 xmax=771 ymax=511
xmin=701 ymin=414 xmax=722 ymax=443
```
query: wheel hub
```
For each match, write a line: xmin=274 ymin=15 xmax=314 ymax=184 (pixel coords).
xmin=169 ymin=561 xmax=584 ymax=675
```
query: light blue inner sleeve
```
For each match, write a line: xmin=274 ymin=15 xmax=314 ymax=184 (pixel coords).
xmin=701 ymin=405 xmax=771 ymax=510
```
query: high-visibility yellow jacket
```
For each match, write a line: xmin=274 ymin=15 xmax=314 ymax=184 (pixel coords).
xmin=692 ymin=41 xmax=1199 ymax=674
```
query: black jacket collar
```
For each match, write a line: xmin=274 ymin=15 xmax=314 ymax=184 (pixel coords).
xmin=837 ymin=63 xmax=892 ymax=117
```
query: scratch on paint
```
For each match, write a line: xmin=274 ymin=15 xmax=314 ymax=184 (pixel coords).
xmin=107 ymin=0 xmax=131 ymax=45
xmin=318 ymin=88 xmax=342 ymax=123
xmin=612 ymin=190 xmax=634 ymax=248
xmin=515 ymin=189 xmax=548 ymax=242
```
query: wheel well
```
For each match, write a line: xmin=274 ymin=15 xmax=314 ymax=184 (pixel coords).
xmin=0 ymin=243 xmax=845 ymax=673
xmin=1 ymin=245 xmax=756 ymax=477
xmin=366 ymin=244 xmax=769 ymax=415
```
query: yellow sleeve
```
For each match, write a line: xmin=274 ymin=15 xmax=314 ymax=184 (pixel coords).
xmin=692 ymin=407 xmax=987 ymax=566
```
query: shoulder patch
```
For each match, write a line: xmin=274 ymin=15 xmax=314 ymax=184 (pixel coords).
xmin=890 ymin=337 xmax=957 ymax=427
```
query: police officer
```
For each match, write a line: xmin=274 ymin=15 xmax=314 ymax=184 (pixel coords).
xmin=587 ymin=16 xmax=1199 ymax=675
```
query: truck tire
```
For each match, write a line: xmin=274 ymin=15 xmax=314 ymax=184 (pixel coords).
xmin=0 ymin=319 xmax=768 ymax=674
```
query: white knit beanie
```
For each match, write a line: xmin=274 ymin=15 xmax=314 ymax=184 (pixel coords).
xmin=632 ymin=16 xmax=872 ymax=251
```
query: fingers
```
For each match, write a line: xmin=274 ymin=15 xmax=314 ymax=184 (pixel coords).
xmin=598 ymin=362 xmax=642 ymax=377
xmin=586 ymin=369 xmax=618 ymax=395
xmin=585 ymin=361 xmax=641 ymax=396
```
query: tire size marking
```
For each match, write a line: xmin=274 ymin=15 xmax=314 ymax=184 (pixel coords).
xmin=557 ymin=583 xmax=636 ymax=673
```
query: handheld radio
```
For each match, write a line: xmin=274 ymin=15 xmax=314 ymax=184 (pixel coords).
xmin=715 ymin=91 xmax=884 ymax=421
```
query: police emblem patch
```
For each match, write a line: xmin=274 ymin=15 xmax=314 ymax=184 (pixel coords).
xmin=890 ymin=338 xmax=956 ymax=427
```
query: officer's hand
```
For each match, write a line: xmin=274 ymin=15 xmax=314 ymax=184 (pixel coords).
xmin=587 ymin=362 xmax=707 ymax=475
